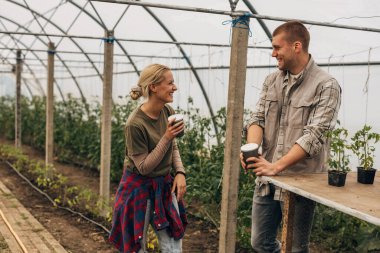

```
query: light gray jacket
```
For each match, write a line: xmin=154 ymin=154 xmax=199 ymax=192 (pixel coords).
xmin=247 ymin=56 xmax=341 ymax=174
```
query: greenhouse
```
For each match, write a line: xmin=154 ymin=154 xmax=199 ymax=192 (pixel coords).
xmin=0 ymin=0 xmax=380 ymax=252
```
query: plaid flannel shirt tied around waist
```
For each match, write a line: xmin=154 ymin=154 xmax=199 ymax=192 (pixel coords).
xmin=109 ymin=171 xmax=187 ymax=253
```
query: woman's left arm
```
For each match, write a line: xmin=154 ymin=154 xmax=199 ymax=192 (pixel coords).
xmin=171 ymin=140 xmax=186 ymax=201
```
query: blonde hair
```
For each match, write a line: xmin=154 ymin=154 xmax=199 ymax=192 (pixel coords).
xmin=130 ymin=64 xmax=171 ymax=100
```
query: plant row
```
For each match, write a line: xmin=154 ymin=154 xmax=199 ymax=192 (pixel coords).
xmin=1 ymin=95 xmax=380 ymax=251
xmin=0 ymin=144 xmax=112 ymax=221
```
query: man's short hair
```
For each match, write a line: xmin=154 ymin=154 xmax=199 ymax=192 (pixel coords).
xmin=273 ymin=21 xmax=310 ymax=52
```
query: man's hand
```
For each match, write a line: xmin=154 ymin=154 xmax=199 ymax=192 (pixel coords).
xmin=250 ymin=156 xmax=280 ymax=176
xmin=240 ymin=153 xmax=248 ymax=173
xmin=240 ymin=152 xmax=262 ymax=174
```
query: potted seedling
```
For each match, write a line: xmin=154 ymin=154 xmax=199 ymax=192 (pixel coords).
xmin=350 ymin=124 xmax=380 ymax=184
xmin=327 ymin=125 xmax=350 ymax=187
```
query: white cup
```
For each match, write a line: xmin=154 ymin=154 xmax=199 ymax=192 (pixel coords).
xmin=168 ymin=114 xmax=185 ymax=137
xmin=241 ymin=143 xmax=259 ymax=165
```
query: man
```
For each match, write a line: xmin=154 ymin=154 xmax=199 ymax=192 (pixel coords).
xmin=241 ymin=21 xmax=341 ymax=252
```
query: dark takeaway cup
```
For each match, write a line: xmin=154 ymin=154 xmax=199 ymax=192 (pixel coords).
xmin=241 ymin=143 xmax=259 ymax=165
xmin=168 ymin=114 xmax=185 ymax=138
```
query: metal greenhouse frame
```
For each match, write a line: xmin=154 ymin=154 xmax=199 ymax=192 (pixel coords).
xmin=1 ymin=1 xmax=380 ymax=252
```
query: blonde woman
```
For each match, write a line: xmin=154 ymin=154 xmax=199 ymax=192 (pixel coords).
xmin=109 ymin=64 xmax=187 ymax=253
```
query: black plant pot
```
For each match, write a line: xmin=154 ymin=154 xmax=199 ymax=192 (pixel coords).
xmin=357 ymin=167 xmax=377 ymax=184
xmin=328 ymin=170 xmax=347 ymax=187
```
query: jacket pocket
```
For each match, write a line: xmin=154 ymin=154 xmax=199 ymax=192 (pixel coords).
xmin=263 ymin=97 xmax=279 ymax=150
xmin=288 ymin=99 xmax=313 ymax=128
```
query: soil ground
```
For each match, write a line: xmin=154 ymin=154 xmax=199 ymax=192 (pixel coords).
xmin=0 ymin=138 xmax=218 ymax=252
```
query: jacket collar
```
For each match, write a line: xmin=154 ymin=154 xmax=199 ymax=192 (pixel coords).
xmin=282 ymin=54 xmax=314 ymax=86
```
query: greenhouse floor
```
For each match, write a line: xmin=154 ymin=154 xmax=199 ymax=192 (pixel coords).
xmin=0 ymin=139 xmax=328 ymax=253
xmin=0 ymin=139 xmax=219 ymax=253
xmin=0 ymin=179 xmax=68 ymax=252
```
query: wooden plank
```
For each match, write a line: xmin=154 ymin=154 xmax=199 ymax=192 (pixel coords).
xmin=99 ymin=30 xmax=114 ymax=216
xmin=281 ymin=191 xmax=295 ymax=253
xmin=262 ymin=172 xmax=380 ymax=226
xmin=218 ymin=14 xmax=250 ymax=253
xmin=0 ymin=180 xmax=68 ymax=252
xmin=15 ymin=49 xmax=22 ymax=148
xmin=0 ymin=216 xmax=23 ymax=253
xmin=45 ymin=42 xmax=55 ymax=166
xmin=0 ymin=201 xmax=37 ymax=252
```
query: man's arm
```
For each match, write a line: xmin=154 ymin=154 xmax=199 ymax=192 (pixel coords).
xmin=251 ymin=78 xmax=341 ymax=176
xmin=241 ymin=76 xmax=269 ymax=169
xmin=296 ymin=79 xmax=341 ymax=157
xmin=247 ymin=124 xmax=263 ymax=145
xmin=252 ymin=143 xmax=307 ymax=176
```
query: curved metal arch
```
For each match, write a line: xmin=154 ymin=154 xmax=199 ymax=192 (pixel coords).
xmin=0 ymin=29 xmax=47 ymax=96
xmin=70 ymin=0 xmax=220 ymax=140
xmin=0 ymin=41 xmax=44 ymax=96
xmin=67 ymin=0 xmax=140 ymax=75
xmin=6 ymin=0 xmax=103 ymax=103
xmin=22 ymin=77 xmax=36 ymax=97
xmin=0 ymin=53 xmax=34 ymax=97
xmin=0 ymin=16 xmax=46 ymax=95
xmin=0 ymin=37 xmax=64 ymax=99
xmin=0 ymin=15 xmax=74 ymax=99
xmin=142 ymin=7 xmax=219 ymax=141
xmin=242 ymin=0 xmax=272 ymax=41
xmin=0 ymin=41 xmax=43 ymax=96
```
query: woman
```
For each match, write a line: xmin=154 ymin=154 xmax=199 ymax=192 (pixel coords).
xmin=109 ymin=64 xmax=187 ymax=253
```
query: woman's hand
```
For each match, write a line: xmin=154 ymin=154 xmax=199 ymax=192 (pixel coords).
xmin=171 ymin=173 xmax=186 ymax=201
xmin=165 ymin=118 xmax=185 ymax=140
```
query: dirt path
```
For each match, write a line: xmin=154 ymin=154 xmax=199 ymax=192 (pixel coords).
xmin=0 ymin=139 xmax=219 ymax=252
xmin=0 ymin=162 xmax=118 ymax=253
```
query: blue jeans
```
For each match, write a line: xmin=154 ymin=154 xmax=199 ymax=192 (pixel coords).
xmin=138 ymin=193 xmax=182 ymax=253
xmin=251 ymin=184 xmax=315 ymax=253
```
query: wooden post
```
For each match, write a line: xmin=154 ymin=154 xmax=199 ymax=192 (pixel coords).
xmin=46 ymin=42 xmax=55 ymax=166
xmin=100 ymin=30 xmax=114 ymax=215
xmin=15 ymin=50 xmax=22 ymax=148
xmin=219 ymin=13 xmax=250 ymax=253
xmin=281 ymin=191 xmax=296 ymax=253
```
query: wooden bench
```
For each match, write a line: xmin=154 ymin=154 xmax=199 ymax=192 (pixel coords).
xmin=262 ymin=172 xmax=380 ymax=253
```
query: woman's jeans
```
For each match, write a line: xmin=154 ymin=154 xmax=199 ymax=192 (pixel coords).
xmin=138 ymin=193 xmax=182 ymax=253
xmin=251 ymin=184 xmax=315 ymax=253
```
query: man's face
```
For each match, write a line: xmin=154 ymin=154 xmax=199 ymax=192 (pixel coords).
xmin=271 ymin=32 xmax=295 ymax=71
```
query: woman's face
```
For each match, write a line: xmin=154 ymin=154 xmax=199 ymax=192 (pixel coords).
xmin=152 ymin=70 xmax=177 ymax=103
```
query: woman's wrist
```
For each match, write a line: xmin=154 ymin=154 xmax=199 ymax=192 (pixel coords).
xmin=175 ymin=171 xmax=186 ymax=178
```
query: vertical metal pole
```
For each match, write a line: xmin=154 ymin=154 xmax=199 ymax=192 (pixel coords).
xmin=219 ymin=14 xmax=250 ymax=253
xmin=100 ymin=30 xmax=114 ymax=215
xmin=46 ymin=42 xmax=55 ymax=166
xmin=15 ymin=50 xmax=22 ymax=148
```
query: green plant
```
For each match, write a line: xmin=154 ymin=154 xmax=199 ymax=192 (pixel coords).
xmin=3 ymin=96 xmax=380 ymax=251
xmin=326 ymin=125 xmax=350 ymax=172
xmin=350 ymin=125 xmax=380 ymax=170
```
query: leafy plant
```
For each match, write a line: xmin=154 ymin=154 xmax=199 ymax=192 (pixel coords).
xmin=350 ymin=125 xmax=380 ymax=170
xmin=326 ymin=124 xmax=350 ymax=173
xmin=0 ymin=144 xmax=110 ymax=222
xmin=3 ymin=95 xmax=380 ymax=251
xmin=312 ymin=204 xmax=380 ymax=252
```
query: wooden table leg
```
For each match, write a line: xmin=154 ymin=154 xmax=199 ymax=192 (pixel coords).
xmin=281 ymin=191 xmax=295 ymax=253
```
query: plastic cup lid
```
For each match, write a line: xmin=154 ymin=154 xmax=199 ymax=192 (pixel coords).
xmin=241 ymin=143 xmax=259 ymax=152
xmin=168 ymin=114 xmax=184 ymax=122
